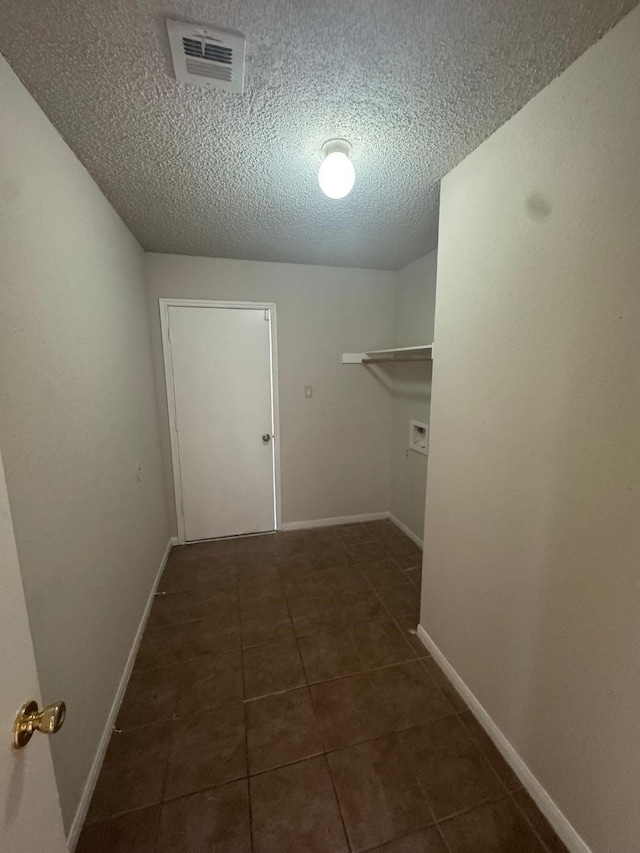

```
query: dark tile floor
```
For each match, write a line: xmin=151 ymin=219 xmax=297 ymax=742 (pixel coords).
xmin=78 ymin=519 xmax=568 ymax=853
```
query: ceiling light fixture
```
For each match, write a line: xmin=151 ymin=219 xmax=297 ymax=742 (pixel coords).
xmin=318 ymin=139 xmax=355 ymax=199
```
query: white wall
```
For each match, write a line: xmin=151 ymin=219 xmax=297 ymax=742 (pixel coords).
xmin=422 ymin=8 xmax=640 ymax=852
xmin=0 ymin=55 xmax=170 ymax=830
xmin=390 ymin=252 xmax=437 ymax=539
xmin=146 ymin=254 xmax=396 ymax=531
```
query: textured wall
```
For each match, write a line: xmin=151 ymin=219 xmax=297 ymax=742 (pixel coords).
xmin=0 ymin=55 xmax=170 ymax=830
xmin=0 ymin=1 xmax=636 ymax=269
xmin=390 ymin=253 xmax=438 ymax=540
xmin=145 ymin=254 xmax=396 ymax=532
xmin=423 ymin=8 xmax=640 ymax=851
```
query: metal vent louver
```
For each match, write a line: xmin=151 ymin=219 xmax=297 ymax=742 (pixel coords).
xmin=167 ymin=19 xmax=245 ymax=93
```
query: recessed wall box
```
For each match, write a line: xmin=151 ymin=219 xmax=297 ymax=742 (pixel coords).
xmin=409 ymin=420 xmax=429 ymax=456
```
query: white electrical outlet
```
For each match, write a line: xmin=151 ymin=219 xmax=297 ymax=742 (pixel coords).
xmin=304 ymin=385 xmax=313 ymax=399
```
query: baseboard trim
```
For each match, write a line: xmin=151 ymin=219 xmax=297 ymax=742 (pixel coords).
xmin=67 ymin=536 xmax=177 ymax=849
xmin=281 ymin=512 xmax=389 ymax=531
xmin=388 ymin=513 xmax=423 ymax=548
xmin=416 ymin=625 xmax=592 ymax=853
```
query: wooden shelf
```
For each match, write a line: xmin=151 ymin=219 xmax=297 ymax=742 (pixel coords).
xmin=342 ymin=344 xmax=433 ymax=365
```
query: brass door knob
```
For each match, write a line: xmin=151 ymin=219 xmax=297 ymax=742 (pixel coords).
xmin=13 ymin=699 xmax=66 ymax=749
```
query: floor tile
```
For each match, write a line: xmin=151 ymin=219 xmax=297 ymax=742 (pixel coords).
xmin=76 ymin=806 xmax=159 ymax=853
xmin=397 ymin=716 xmax=505 ymax=820
xmin=358 ymin=558 xmax=408 ymax=588
xmin=511 ymin=790 xmax=569 ymax=852
xmin=351 ymin=619 xmax=416 ymax=669
xmin=246 ymin=687 xmax=323 ymax=774
xmin=459 ymin=711 xmax=523 ymax=792
xmin=175 ymin=651 xmax=243 ymax=716
xmin=327 ymin=734 xmax=432 ymax=851
xmin=347 ymin=541 xmax=389 ymax=563
xmin=382 ymin=538 xmax=423 ymax=558
xmin=240 ymin=604 xmax=294 ymax=648
xmin=250 ymin=756 xmax=349 ymax=853
xmin=81 ymin=533 xmax=542 ymax=853
xmin=285 ymin=590 xmax=334 ymax=616
xmin=236 ymin=561 xmax=279 ymax=582
xmin=394 ymin=554 xmax=423 ymax=570
xmin=273 ymin=530 xmax=309 ymax=556
xmin=157 ymin=780 xmax=251 ymax=853
xmin=235 ymin=533 xmax=277 ymax=554
xmin=375 ymin=582 xmax=421 ymax=619
xmin=277 ymin=552 xmax=319 ymax=573
xmin=309 ymin=672 xmax=390 ymax=750
xmin=134 ymin=618 xmax=240 ymax=670
xmin=184 ymin=613 xmax=242 ymax=657
xmin=422 ymin=657 xmax=468 ymax=713
xmin=440 ymin=797 xmax=545 ymax=852
xmin=242 ymin=639 xmax=306 ymax=698
xmin=196 ymin=594 xmax=241 ymax=620
xmin=195 ymin=553 xmax=238 ymax=579
xmin=335 ymin=590 xmax=389 ymax=624
xmin=303 ymin=529 xmax=343 ymax=551
xmin=157 ymin=560 xmax=202 ymax=593
xmin=134 ymin=623 xmax=191 ymax=671
xmin=86 ymin=724 xmax=171 ymax=822
xmin=186 ymin=539 xmax=238 ymax=559
xmin=191 ymin=577 xmax=239 ymax=610
xmin=288 ymin=594 xmax=344 ymax=638
xmin=238 ymin=563 xmax=280 ymax=583
xmin=282 ymin=571 xmax=331 ymax=599
xmin=334 ymin=523 xmax=375 ymax=545
xmin=298 ymin=628 xmax=364 ymax=682
xmin=362 ymin=519 xmax=401 ymax=539
xmin=238 ymin=577 xmax=285 ymax=610
xmin=368 ymin=826 xmax=448 ymax=852
xmin=322 ymin=566 xmax=371 ymax=594
xmin=116 ymin=665 xmax=181 ymax=730
xmin=309 ymin=546 xmax=354 ymax=570
xmin=164 ymin=703 xmax=246 ymax=800
xmin=147 ymin=591 xmax=198 ymax=628
xmin=369 ymin=661 xmax=455 ymax=730
xmin=236 ymin=551 xmax=278 ymax=572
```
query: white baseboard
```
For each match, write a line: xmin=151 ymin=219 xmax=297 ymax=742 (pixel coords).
xmin=67 ymin=536 xmax=177 ymax=849
xmin=416 ymin=625 xmax=591 ymax=853
xmin=388 ymin=513 xmax=424 ymax=548
xmin=281 ymin=512 xmax=389 ymax=531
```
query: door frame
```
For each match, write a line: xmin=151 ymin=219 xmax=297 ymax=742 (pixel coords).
xmin=159 ymin=298 xmax=282 ymax=544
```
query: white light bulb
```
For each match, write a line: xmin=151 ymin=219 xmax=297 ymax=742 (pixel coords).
xmin=318 ymin=140 xmax=355 ymax=199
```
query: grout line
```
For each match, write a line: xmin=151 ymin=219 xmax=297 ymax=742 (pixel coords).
xmin=433 ymin=821 xmax=455 ymax=853
xmin=509 ymin=791 xmax=565 ymax=853
xmin=322 ymin=752 xmax=352 ymax=850
xmin=433 ymin=792 xmax=520 ymax=831
xmin=231 ymin=566 xmax=256 ymax=853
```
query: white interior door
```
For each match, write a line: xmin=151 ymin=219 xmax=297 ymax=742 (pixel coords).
xmin=165 ymin=303 xmax=278 ymax=541
xmin=0 ymin=450 xmax=67 ymax=852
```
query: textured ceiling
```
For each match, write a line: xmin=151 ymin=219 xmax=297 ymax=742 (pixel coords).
xmin=0 ymin=1 xmax=637 ymax=270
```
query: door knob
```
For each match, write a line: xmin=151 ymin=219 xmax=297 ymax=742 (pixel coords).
xmin=262 ymin=434 xmax=271 ymax=443
xmin=13 ymin=699 xmax=66 ymax=749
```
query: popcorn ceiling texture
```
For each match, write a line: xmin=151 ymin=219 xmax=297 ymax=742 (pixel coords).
xmin=0 ymin=0 xmax=636 ymax=270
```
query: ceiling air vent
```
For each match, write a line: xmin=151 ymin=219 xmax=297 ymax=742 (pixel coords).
xmin=166 ymin=19 xmax=245 ymax=94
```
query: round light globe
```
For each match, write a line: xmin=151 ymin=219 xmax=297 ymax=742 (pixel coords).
xmin=318 ymin=141 xmax=355 ymax=199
